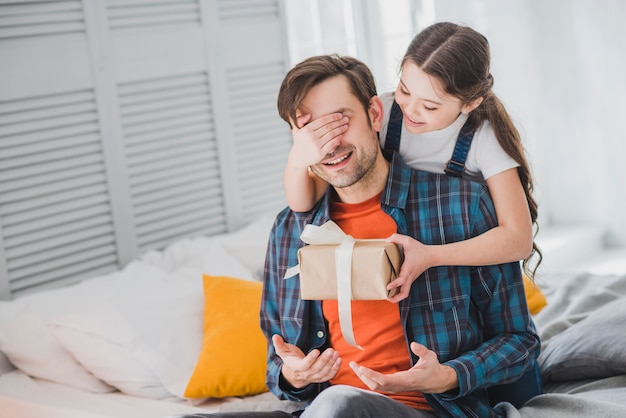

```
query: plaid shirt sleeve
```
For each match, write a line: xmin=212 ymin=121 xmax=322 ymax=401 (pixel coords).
xmin=441 ymin=189 xmax=539 ymax=399
xmin=260 ymin=208 xmax=329 ymax=402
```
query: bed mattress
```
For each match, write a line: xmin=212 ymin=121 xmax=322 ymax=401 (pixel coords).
xmin=0 ymin=370 xmax=278 ymax=418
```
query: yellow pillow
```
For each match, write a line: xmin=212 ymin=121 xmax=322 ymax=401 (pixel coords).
xmin=184 ymin=275 xmax=268 ymax=398
xmin=523 ymin=274 xmax=547 ymax=315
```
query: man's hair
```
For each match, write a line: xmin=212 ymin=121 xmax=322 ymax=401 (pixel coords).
xmin=277 ymin=54 xmax=377 ymax=128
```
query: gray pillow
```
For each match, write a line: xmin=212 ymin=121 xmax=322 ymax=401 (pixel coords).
xmin=539 ymin=296 xmax=626 ymax=382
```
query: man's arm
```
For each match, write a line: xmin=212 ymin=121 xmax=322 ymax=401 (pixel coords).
xmin=260 ymin=212 xmax=332 ymax=402
xmin=442 ymin=262 xmax=540 ymax=399
xmin=440 ymin=189 xmax=540 ymax=398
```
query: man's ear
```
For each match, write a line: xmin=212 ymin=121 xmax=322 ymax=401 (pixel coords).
xmin=368 ymin=96 xmax=384 ymax=131
xmin=461 ymin=97 xmax=483 ymax=114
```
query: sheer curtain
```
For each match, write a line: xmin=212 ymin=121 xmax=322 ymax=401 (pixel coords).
xmin=284 ymin=0 xmax=626 ymax=248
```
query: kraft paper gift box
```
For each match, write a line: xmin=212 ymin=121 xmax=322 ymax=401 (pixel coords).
xmin=297 ymin=240 xmax=402 ymax=300
xmin=284 ymin=221 xmax=403 ymax=349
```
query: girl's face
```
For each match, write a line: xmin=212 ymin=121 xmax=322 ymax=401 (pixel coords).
xmin=394 ymin=62 xmax=476 ymax=135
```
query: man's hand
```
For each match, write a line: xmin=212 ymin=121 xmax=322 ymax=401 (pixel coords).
xmin=386 ymin=233 xmax=434 ymax=302
xmin=289 ymin=112 xmax=348 ymax=169
xmin=349 ymin=342 xmax=458 ymax=394
xmin=273 ymin=334 xmax=342 ymax=389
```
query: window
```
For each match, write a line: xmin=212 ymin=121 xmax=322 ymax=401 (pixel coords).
xmin=284 ymin=0 xmax=436 ymax=92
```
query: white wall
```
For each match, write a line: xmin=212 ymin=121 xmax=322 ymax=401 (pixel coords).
xmin=434 ymin=0 xmax=626 ymax=247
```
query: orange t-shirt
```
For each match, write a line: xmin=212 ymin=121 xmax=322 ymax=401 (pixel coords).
xmin=323 ymin=192 xmax=432 ymax=411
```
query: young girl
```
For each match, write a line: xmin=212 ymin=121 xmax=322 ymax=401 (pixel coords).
xmin=283 ymin=22 xmax=542 ymax=302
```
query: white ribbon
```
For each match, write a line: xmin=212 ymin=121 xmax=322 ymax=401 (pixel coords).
xmin=284 ymin=221 xmax=363 ymax=349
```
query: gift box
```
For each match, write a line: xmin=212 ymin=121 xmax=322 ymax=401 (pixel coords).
xmin=284 ymin=221 xmax=403 ymax=349
xmin=298 ymin=240 xmax=402 ymax=300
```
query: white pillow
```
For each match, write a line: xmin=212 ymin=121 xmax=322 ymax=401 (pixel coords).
xmin=48 ymin=305 xmax=174 ymax=399
xmin=47 ymin=243 xmax=253 ymax=400
xmin=0 ymin=267 xmax=149 ymax=393
xmin=142 ymin=238 xmax=256 ymax=282
xmin=140 ymin=213 xmax=274 ymax=281
xmin=0 ymin=260 xmax=169 ymax=395
xmin=0 ymin=235 xmax=256 ymax=399
xmin=0 ymin=310 xmax=113 ymax=393
xmin=215 ymin=213 xmax=275 ymax=280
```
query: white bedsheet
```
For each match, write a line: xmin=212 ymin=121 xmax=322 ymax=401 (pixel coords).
xmin=0 ymin=370 xmax=278 ymax=418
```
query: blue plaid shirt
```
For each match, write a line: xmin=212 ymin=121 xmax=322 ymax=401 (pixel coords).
xmin=260 ymin=152 xmax=540 ymax=417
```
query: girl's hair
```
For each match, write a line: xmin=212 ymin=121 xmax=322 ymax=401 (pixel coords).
xmin=403 ymin=21 xmax=542 ymax=278
xmin=277 ymin=54 xmax=377 ymax=129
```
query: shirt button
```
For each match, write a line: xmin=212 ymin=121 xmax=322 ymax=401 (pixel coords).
xmin=317 ymin=331 xmax=324 ymax=339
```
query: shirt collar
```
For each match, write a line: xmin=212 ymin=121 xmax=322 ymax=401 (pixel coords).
xmin=317 ymin=149 xmax=409 ymax=218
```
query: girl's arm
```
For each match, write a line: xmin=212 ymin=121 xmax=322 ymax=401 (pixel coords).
xmin=387 ymin=167 xmax=532 ymax=301
xmin=284 ymin=113 xmax=348 ymax=212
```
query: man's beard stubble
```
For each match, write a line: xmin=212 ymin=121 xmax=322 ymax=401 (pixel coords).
xmin=309 ymin=138 xmax=379 ymax=190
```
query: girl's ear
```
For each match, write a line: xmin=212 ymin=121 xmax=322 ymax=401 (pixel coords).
xmin=369 ymin=96 xmax=384 ymax=131
xmin=461 ymin=97 xmax=484 ymax=114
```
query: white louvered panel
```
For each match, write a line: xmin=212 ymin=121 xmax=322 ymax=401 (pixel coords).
xmin=0 ymin=155 xmax=103 ymax=193
xmin=3 ymin=170 xmax=106 ymax=207
xmin=118 ymin=73 xmax=227 ymax=253
xmin=0 ymin=90 xmax=94 ymax=115
xmin=107 ymin=0 xmax=200 ymax=30
xmin=137 ymin=206 xmax=226 ymax=252
xmin=226 ymin=63 xmax=290 ymax=222
xmin=7 ymin=225 xmax=114 ymax=269
xmin=131 ymin=177 xmax=221 ymax=211
xmin=0 ymin=131 xmax=99 ymax=161
xmin=129 ymin=155 xmax=219 ymax=191
xmin=122 ymin=115 xmax=212 ymax=144
xmin=120 ymin=84 xmax=208 ymax=109
xmin=218 ymin=0 xmax=279 ymax=20
xmin=0 ymin=102 xmax=96 ymax=129
xmin=122 ymin=103 xmax=211 ymax=131
xmin=117 ymin=73 xmax=207 ymax=96
xmin=13 ymin=252 xmax=118 ymax=296
xmin=0 ymin=0 xmax=85 ymax=40
xmin=127 ymin=141 xmax=215 ymax=176
xmin=3 ymin=183 xmax=108 ymax=221
xmin=4 ymin=203 xmax=110 ymax=243
xmin=0 ymin=91 xmax=119 ymax=297
xmin=0 ymin=1 xmax=84 ymax=40
xmin=130 ymin=167 xmax=217 ymax=198
xmin=127 ymin=130 xmax=214 ymax=165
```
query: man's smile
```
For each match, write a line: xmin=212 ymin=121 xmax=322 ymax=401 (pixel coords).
xmin=323 ymin=151 xmax=352 ymax=166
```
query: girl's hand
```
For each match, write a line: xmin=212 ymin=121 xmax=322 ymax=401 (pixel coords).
xmin=385 ymin=233 xmax=434 ymax=302
xmin=289 ymin=112 xmax=348 ymax=169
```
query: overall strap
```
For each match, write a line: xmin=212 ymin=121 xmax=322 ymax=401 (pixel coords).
xmin=383 ymin=100 xmax=403 ymax=152
xmin=384 ymin=100 xmax=476 ymax=178
xmin=444 ymin=119 xmax=475 ymax=177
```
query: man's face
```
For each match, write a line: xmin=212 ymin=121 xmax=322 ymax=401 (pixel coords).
xmin=296 ymin=76 xmax=380 ymax=189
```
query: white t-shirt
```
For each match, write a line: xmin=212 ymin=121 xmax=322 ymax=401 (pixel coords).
xmin=378 ymin=92 xmax=518 ymax=183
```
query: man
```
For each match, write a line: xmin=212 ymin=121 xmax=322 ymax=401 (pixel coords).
xmin=261 ymin=55 xmax=540 ymax=417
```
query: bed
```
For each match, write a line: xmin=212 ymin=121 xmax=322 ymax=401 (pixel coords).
xmin=0 ymin=214 xmax=625 ymax=418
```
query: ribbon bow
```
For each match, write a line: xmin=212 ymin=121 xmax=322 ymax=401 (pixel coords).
xmin=284 ymin=221 xmax=363 ymax=349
